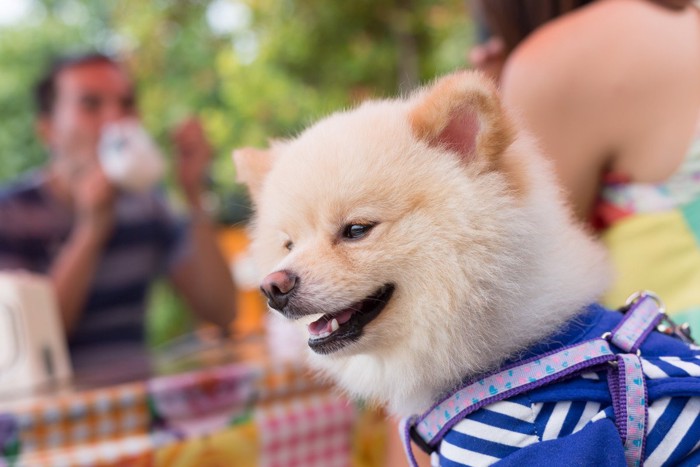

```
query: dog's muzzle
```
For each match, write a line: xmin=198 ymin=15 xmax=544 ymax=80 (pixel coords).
xmin=260 ymin=269 xmax=298 ymax=312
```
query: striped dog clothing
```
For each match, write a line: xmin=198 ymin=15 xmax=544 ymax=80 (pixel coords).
xmin=402 ymin=293 xmax=700 ymax=467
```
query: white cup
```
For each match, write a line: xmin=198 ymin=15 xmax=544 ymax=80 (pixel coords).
xmin=98 ymin=120 xmax=165 ymax=193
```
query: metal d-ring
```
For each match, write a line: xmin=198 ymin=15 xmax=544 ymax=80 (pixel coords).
xmin=624 ymin=290 xmax=666 ymax=315
xmin=625 ymin=290 xmax=695 ymax=345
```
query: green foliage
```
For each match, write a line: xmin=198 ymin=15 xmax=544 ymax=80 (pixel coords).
xmin=146 ymin=279 xmax=196 ymax=348
xmin=0 ymin=0 xmax=473 ymax=201
xmin=0 ymin=15 xmax=82 ymax=181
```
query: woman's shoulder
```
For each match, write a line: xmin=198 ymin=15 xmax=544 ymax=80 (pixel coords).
xmin=503 ymin=0 xmax=699 ymax=109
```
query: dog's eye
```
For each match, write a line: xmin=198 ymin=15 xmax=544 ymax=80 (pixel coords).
xmin=342 ymin=223 xmax=374 ymax=240
xmin=284 ymin=240 xmax=294 ymax=251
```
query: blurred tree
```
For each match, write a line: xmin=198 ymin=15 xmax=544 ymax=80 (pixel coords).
xmin=0 ymin=0 xmax=473 ymax=345
xmin=0 ymin=8 xmax=83 ymax=184
xmin=0 ymin=0 xmax=472 ymax=209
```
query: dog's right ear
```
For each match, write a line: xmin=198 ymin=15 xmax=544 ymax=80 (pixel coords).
xmin=408 ymin=71 xmax=514 ymax=169
xmin=233 ymin=147 xmax=275 ymax=206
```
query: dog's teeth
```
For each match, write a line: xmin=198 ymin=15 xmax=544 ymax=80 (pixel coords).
xmin=331 ymin=318 xmax=339 ymax=332
xmin=319 ymin=331 xmax=330 ymax=338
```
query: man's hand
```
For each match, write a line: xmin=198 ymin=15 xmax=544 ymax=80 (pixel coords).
xmin=50 ymin=122 xmax=117 ymax=239
xmin=172 ymin=118 xmax=212 ymax=209
xmin=50 ymin=162 xmax=117 ymax=335
xmin=167 ymin=117 xmax=236 ymax=330
xmin=72 ymin=163 xmax=117 ymax=239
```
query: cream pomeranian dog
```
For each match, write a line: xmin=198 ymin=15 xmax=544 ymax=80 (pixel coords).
xmin=233 ymin=71 xmax=610 ymax=418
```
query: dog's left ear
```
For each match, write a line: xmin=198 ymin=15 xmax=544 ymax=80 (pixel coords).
xmin=233 ymin=147 xmax=275 ymax=206
xmin=408 ymin=71 xmax=514 ymax=166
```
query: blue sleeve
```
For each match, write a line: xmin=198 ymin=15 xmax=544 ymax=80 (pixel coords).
xmin=493 ymin=420 xmax=626 ymax=467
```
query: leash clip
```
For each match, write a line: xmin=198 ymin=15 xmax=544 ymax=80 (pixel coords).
xmin=657 ymin=316 xmax=695 ymax=344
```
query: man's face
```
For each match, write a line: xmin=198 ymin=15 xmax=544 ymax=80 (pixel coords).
xmin=40 ymin=60 xmax=137 ymax=168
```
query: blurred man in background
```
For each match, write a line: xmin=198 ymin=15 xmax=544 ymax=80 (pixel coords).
xmin=0 ymin=52 xmax=236 ymax=375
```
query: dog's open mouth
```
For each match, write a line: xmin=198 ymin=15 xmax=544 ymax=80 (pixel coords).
xmin=307 ymin=284 xmax=395 ymax=354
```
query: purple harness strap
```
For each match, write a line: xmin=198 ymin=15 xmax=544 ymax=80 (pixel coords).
xmin=609 ymin=292 xmax=665 ymax=353
xmin=609 ymin=353 xmax=648 ymax=467
xmin=402 ymin=293 xmax=666 ymax=467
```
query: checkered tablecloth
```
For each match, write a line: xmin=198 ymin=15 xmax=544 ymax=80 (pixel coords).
xmin=256 ymin=393 xmax=356 ymax=467
xmin=11 ymin=383 xmax=148 ymax=455
xmin=0 ymin=341 xmax=387 ymax=467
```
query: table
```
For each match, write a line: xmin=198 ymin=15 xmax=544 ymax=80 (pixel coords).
xmin=0 ymin=334 xmax=388 ymax=467
xmin=0 ymin=227 xmax=390 ymax=466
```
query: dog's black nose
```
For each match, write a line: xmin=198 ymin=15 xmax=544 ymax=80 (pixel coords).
xmin=260 ymin=270 xmax=298 ymax=311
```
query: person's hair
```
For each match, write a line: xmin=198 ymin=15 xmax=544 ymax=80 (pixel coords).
xmin=33 ymin=52 xmax=120 ymax=117
xmin=476 ymin=0 xmax=695 ymax=55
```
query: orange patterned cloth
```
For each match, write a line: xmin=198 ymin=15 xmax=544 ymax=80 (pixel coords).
xmin=1 ymin=340 xmax=387 ymax=467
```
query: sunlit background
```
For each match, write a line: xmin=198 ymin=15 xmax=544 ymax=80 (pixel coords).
xmin=0 ymin=0 xmax=474 ymax=224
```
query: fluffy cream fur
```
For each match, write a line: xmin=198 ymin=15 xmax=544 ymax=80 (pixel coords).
xmin=234 ymin=71 xmax=610 ymax=417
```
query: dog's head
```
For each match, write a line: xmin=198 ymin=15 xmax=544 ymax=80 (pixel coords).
xmin=234 ymin=71 xmax=608 ymax=414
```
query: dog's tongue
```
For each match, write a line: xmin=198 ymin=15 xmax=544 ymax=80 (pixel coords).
xmin=308 ymin=308 xmax=355 ymax=336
